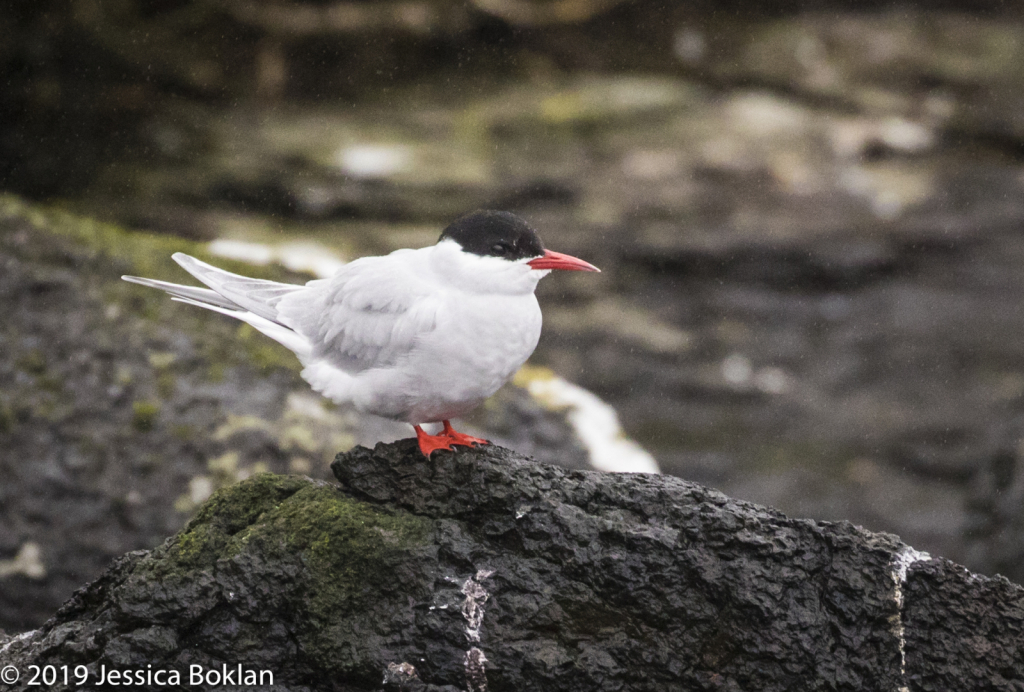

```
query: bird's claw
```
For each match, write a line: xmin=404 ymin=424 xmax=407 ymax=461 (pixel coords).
xmin=442 ymin=421 xmax=490 ymax=448
xmin=417 ymin=436 xmax=458 ymax=457
xmin=415 ymin=422 xmax=491 ymax=457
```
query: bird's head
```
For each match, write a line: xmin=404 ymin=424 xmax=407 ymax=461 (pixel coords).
xmin=435 ymin=210 xmax=599 ymax=294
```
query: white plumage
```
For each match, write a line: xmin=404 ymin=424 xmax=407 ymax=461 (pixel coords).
xmin=123 ymin=210 xmax=598 ymax=456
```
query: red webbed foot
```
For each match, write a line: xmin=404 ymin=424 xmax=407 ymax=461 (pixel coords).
xmin=414 ymin=425 xmax=458 ymax=457
xmin=442 ymin=420 xmax=490 ymax=448
xmin=413 ymin=422 xmax=491 ymax=457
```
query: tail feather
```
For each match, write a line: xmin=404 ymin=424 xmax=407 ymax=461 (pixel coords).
xmin=169 ymin=296 xmax=311 ymax=358
xmin=171 ymin=252 xmax=303 ymax=325
xmin=122 ymin=275 xmax=238 ymax=311
xmin=122 ymin=254 xmax=312 ymax=360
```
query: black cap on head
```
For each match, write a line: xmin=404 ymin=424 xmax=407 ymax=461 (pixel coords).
xmin=439 ymin=210 xmax=544 ymax=261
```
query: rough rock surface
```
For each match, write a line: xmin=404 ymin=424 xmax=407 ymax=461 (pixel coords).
xmin=2 ymin=441 xmax=1021 ymax=691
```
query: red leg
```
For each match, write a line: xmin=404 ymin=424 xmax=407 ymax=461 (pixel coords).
xmin=414 ymin=424 xmax=457 ymax=457
xmin=441 ymin=420 xmax=489 ymax=448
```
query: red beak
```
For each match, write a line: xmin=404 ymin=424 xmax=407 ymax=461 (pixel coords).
xmin=527 ymin=249 xmax=600 ymax=272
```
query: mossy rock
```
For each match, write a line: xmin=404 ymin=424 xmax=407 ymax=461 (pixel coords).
xmin=40 ymin=472 xmax=438 ymax=687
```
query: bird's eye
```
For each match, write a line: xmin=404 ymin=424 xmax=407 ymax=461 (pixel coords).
xmin=491 ymin=243 xmax=511 ymax=255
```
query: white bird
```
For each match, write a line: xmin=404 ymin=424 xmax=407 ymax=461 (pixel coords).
xmin=123 ymin=210 xmax=599 ymax=456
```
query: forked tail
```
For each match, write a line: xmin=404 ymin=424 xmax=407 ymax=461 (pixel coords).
xmin=122 ymin=253 xmax=312 ymax=359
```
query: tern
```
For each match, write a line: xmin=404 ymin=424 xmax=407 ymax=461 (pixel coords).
xmin=123 ymin=210 xmax=599 ymax=456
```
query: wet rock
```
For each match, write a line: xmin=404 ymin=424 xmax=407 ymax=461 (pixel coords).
xmin=2 ymin=442 xmax=1021 ymax=691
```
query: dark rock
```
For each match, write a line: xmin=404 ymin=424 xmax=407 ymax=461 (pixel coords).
xmin=2 ymin=441 xmax=1021 ymax=691
xmin=903 ymin=558 xmax=1024 ymax=692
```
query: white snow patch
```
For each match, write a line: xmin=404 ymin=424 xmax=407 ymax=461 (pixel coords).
xmin=722 ymin=353 xmax=753 ymax=385
xmin=514 ymin=365 xmax=660 ymax=474
xmin=673 ymin=28 xmax=706 ymax=63
xmin=754 ymin=366 xmax=791 ymax=394
xmin=188 ymin=476 xmax=215 ymax=505
xmin=879 ymin=118 xmax=934 ymax=153
xmin=286 ymin=391 xmax=335 ymax=421
xmin=276 ymin=242 xmax=348 ymax=278
xmin=207 ymin=239 xmax=274 ymax=265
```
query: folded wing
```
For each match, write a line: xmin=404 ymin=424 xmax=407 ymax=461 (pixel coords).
xmin=278 ymin=250 xmax=441 ymax=374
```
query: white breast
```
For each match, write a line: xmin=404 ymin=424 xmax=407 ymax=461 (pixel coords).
xmin=292 ymin=241 xmax=546 ymax=424
xmin=370 ymin=290 xmax=542 ymax=423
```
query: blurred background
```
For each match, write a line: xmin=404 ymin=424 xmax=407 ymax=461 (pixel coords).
xmin=4 ymin=0 xmax=1024 ymax=633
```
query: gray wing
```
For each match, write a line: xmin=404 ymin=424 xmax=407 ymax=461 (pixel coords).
xmin=277 ymin=251 xmax=441 ymax=374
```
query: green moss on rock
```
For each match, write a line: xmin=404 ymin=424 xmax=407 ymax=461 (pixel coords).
xmin=16 ymin=349 xmax=47 ymax=375
xmin=235 ymin=322 xmax=302 ymax=374
xmin=166 ymin=474 xmax=432 ymax=599
xmin=168 ymin=473 xmax=309 ymax=568
xmin=144 ymin=473 xmax=434 ymax=680
xmin=131 ymin=400 xmax=161 ymax=431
